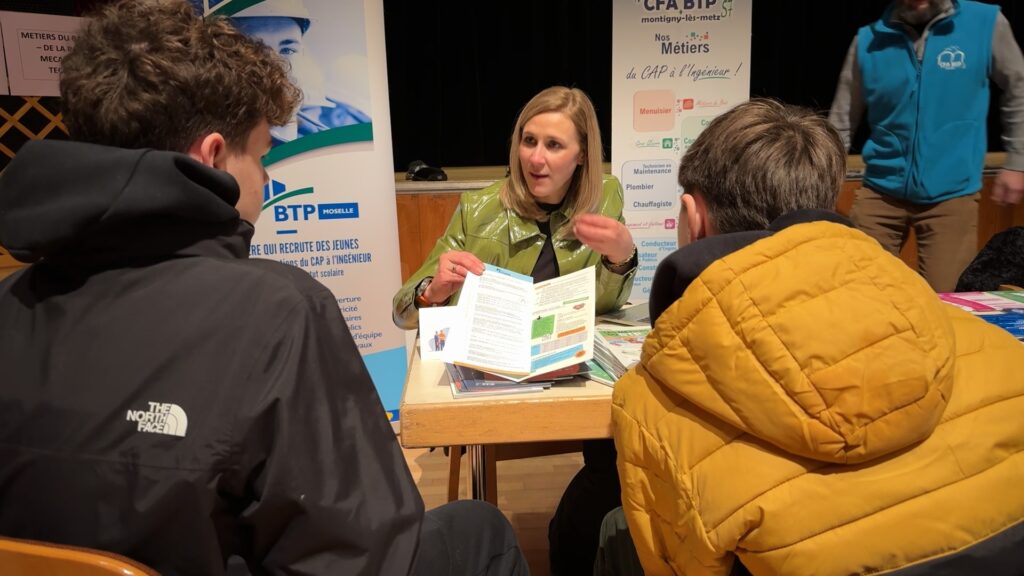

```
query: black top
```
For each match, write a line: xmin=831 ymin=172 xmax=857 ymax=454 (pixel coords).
xmin=530 ymin=200 xmax=564 ymax=282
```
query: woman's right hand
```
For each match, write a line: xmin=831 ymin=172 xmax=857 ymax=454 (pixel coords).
xmin=422 ymin=250 xmax=486 ymax=305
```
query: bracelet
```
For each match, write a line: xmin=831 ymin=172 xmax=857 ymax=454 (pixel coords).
xmin=414 ymin=277 xmax=437 ymax=308
xmin=415 ymin=292 xmax=433 ymax=308
xmin=603 ymin=245 xmax=637 ymax=269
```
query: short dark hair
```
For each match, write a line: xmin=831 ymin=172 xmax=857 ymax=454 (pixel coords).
xmin=60 ymin=0 xmax=301 ymax=152
xmin=677 ymin=99 xmax=845 ymax=234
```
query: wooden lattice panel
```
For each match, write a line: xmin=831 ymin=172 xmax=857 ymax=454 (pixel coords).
xmin=0 ymin=96 xmax=65 ymax=274
xmin=0 ymin=96 xmax=68 ymax=171
xmin=0 ymin=245 xmax=24 ymax=280
xmin=0 ymin=244 xmax=21 ymax=266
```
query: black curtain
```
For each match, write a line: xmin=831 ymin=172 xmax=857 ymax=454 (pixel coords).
xmin=385 ymin=0 xmax=1024 ymax=170
xmin=384 ymin=1 xmax=613 ymax=171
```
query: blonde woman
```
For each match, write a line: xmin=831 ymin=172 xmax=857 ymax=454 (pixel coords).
xmin=393 ymin=85 xmax=636 ymax=575
xmin=393 ymin=86 xmax=636 ymax=328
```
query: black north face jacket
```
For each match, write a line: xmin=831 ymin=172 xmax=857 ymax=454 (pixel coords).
xmin=0 ymin=141 xmax=423 ymax=575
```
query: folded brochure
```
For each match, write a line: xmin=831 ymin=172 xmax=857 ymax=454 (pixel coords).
xmin=423 ymin=264 xmax=595 ymax=380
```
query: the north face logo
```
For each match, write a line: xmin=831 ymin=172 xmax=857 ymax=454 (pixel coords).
xmin=126 ymin=402 xmax=188 ymax=437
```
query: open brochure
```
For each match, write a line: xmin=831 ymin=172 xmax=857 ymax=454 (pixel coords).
xmin=420 ymin=264 xmax=595 ymax=380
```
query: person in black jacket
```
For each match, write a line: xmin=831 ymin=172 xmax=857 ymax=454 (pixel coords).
xmin=0 ymin=1 xmax=527 ymax=575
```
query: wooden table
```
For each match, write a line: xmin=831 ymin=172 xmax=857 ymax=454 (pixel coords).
xmin=399 ymin=348 xmax=614 ymax=502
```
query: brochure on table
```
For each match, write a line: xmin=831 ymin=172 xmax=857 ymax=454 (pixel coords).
xmin=938 ymin=291 xmax=1024 ymax=312
xmin=445 ymin=363 xmax=551 ymax=397
xmin=419 ymin=264 xmax=595 ymax=380
xmin=594 ymin=324 xmax=650 ymax=379
xmin=938 ymin=291 xmax=1024 ymax=340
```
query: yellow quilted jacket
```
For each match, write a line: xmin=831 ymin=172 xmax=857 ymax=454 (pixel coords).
xmin=612 ymin=221 xmax=1024 ymax=575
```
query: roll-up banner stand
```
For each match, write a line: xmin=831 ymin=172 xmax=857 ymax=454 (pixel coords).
xmin=198 ymin=0 xmax=408 ymax=422
xmin=612 ymin=0 xmax=751 ymax=301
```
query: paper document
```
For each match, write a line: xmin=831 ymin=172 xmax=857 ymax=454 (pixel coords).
xmin=446 ymin=363 xmax=551 ymax=397
xmin=440 ymin=264 xmax=596 ymax=379
xmin=593 ymin=324 xmax=650 ymax=379
xmin=939 ymin=291 xmax=1024 ymax=340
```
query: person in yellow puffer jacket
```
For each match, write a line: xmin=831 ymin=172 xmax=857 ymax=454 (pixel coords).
xmin=603 ymin=99 xmax=1024 ymax=576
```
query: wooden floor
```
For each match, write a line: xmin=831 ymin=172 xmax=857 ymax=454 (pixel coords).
xmin=403 ymin=445 xmax=584 ymax=576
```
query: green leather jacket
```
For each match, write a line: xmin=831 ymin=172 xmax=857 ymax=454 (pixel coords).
xmin=393 ymin=176 xmax=636 ymax=329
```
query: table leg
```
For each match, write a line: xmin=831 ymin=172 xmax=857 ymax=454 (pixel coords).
xmin=470 ymin=444 xmax=486 ymax=500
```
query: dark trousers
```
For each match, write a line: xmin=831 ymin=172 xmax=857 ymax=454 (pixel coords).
xmin=413 ymin=500 xmax=530 ymax=576
xmin=226 ymin=500 xmax=527 ymax=576
xmin=548 ymin=439 xmax=621 ymax=576
xmin=594 ymin=507 xmax=753 ymax=576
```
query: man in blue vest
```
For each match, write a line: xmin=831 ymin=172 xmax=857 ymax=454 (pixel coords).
xmin=829 ymin=0 xmax=1024 ymax=292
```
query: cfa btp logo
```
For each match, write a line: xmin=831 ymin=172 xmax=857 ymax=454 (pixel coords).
xmin=263 ymin=179 xmax=359 ymax=224
xmin=937 ymin=46 xmax=966 ymax=70
xmin=638 ymin=0 xmax=717 ymax=10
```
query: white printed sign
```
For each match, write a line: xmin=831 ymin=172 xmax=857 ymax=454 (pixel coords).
xmin=0 ymin=11 xmax=82 ymax=96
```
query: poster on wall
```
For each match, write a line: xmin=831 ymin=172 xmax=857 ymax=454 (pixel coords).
xmin=611 ymin=0 xmax=751 ymax=301
xmin=195 ymin=0 xmax=408 ymax=422
xmin=0 ymin=11 xmax=82 ymax=96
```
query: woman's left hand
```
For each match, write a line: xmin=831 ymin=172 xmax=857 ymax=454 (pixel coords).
xmin=573 ymin=213 xmax=634 ymax=263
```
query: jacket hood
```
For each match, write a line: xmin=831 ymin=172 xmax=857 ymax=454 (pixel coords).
xmin=642 ymin=221 xmax=955 ymax=464
xmin=0 ymin=140 xmax=248 ymax=266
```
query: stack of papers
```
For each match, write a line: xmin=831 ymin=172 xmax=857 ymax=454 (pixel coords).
xmin=592 ymin=324 xmax=650 ymax=380
xmin=445 ymin=364 xmax=550 ymax=397
xmin=583 ymin=359 xmax=616 ymax=387
xmin=446 ymin=362 xmax=590 ymax=398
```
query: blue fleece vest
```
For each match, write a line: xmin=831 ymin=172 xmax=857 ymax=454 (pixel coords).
xmin=858 ymin=0 xmax=997 ymax=203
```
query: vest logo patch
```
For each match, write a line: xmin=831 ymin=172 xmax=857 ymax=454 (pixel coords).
xmin=937 ymin=46 xmax=966 ymax=70
xmin=126 ymin=402 xmax=188 ymax=437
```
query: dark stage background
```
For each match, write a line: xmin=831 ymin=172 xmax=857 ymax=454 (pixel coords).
xmin=383 ymin=0 xmax=1024 ymax=171
xmin=8 ymin=0 xmax=1024 ymax=171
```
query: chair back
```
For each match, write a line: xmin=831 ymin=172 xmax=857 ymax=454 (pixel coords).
xmin=0 ymin=536 xmax=158 ymax=575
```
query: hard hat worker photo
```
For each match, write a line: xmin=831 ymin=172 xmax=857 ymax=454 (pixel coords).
xmin=196 ymin=0 xmax=373 ymax=144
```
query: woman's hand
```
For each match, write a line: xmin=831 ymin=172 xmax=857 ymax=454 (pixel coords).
xmin=423 ymin=250 xmax=486 ymax=304
xmin=573 ymin=213 xmax=634 ymax=264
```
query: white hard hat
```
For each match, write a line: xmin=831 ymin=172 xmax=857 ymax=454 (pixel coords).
xmin=233 ymin=0 xmax=311 ymax=33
